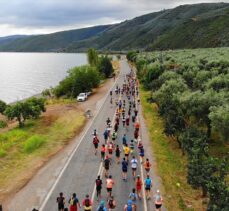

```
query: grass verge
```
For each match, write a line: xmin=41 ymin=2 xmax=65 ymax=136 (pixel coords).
xmin=0 ymin=101 xmax=86 ymax=202
xmin=140 ymin=88 xmax=206 ymax=211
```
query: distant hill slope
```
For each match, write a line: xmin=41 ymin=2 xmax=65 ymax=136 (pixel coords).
xmin=0 ymin=25 xmax=112 ymax=52
xmin=0 ymin=3 xmax=228 ymax=52
xmin=66 ymin=3 xmax=229 ymax=51
xmin=0 ymin=35 xmax=30 ymax=46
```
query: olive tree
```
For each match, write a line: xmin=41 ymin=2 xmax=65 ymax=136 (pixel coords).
xmin=4 ymin=98 xmax=45 ymax=127
xmin=0 ymin=100 xmax=7 ymax=114
xmin=209 ymin=105 xmax=229 ymax=142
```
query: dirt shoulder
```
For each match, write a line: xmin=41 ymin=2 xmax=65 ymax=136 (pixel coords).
xmin=1 ymin=71 xmax=117 ymax=210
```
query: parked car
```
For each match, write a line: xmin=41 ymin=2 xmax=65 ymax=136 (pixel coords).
xmin=77 ymin=93 xmax=87 ymax=102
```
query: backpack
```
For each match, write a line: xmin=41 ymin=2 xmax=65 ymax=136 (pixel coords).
xmin=146 ymin=161 xmax=150 ymax=168
xmin=84 ymin=198 xmax=90 ymax=207
xmin=127 ymin=204 xmax=132 ymax=211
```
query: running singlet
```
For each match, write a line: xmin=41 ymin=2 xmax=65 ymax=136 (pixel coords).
xmin=145 ymin=178 xmax=152 ymax=187
xmin=131 ymin=159 xmax=138 ymax=169
xmin=107 ymin=179 xmax=114 ymax=188
xmin=122 ymin=161 xmax=128 ymax=171
xmin=124 ymin=146 xmax=130 ymax=155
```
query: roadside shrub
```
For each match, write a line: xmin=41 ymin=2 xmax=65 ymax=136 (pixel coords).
xmin=0 ymin=149 xmax=7 ymax=157
xmin=23 ymin=135 xmax=46 ymax=153
xmin=54 ymin=65 xmax=100 ymax=98
xmin=0 ymin=120 xmax=7 ymax=128
xmin=0 ymin=100 xmax=7 ymax=114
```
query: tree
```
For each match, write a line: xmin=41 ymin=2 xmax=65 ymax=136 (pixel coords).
xmin=180 ymin=90 xmax=225 ymax=138
xmin=154 ymin=78 xmax=188 ymax=116
xmin=4 ymin=102 xmax=24 ymax=127
xmin=126 ymin=51 xmax=137 ymax=62
xmin=87 ymin=48 xmax=98 ymax=66
xmin=207 ymin=157 xmax=229 ymax=210
xmin=187 ymin=155 xmax=217 ymax=197
xmin=97 ymin=56 xmax=113 ymax=78
xmin=54 ymin=65 xmax=100 ymax=98
xmin=209 ymin=105 xmax=229 ymax=142
xmin=4 ymin=98 xmax=45 ymax=127
xmin=205 ymin=74 xmax=229 ymax=91
xmin=0 ymin=100 xmax=7 ymax=114
xmin=179 ymin=127 xmax=208 ymax=156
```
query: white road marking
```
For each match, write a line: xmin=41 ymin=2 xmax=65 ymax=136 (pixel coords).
xmin=133 ymin=65 xmax=148 ymax=211
xmin=39 ymin=76 xmax=120 ymax=211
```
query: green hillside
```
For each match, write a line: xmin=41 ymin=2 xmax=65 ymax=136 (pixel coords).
xmin=0 ymin=3 xmax=228 ymax=52
xmin=0 ymin=25 xmax=112 ymax=52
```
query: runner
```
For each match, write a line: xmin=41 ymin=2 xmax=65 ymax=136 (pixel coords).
xmin=115 ymin=145 xmax=121 ymax=164
xmin=69 ymin=193 xmax=81 ymax=211
xmin=144 ymin=158 xmax=151 ymax=173
xmin=126 ymin=115 xmax=130 ymax=127
xmin=123 ymin=144 xmax=130 ymax=162
xmin=110 ymin=97 xmax=113 ymax=105
xmin=134 ymin=129 xmax=138 ymax=140
xmin=93 ymin=135 xmax=100 ymax=155
xmin=92 ymin=129 xmax=98 ymax=136
xmin=56 ymin=192 xmax=65 ymax=211
xmin=122 ymin=115 xmax=126 ymax=127
xmin=121 ymin=157 xmax=128 ymax=181
xmin=129 ymin=188 xmax=138 ymax=202
xmin=123 ymin=200 xmax=136 ymax=211
xmin=103 ymin=129 xmax=109 ymax=145
xmin=106 ymin=118 xmax=111 ymax=126
xmin=114 ymin=122 xmax=118 ymax=133
xmin=104 ymin=155 xmax=111 ymax=178
xmin=154 ymin=190 xmax=163 ymax=211
xmin=111 ymin=131 xmax=117 ymax=142
xmin=97 ymin=200 xmax=107 ymax=211
xmin=95 ymin=175 xmax=103 ymax=201
xmin=135 ymin=175 xmax=142 ymax=200
xmin=131 ymin=156 xmax=138 ymax=179
xmin=145 ymin=175 xmax=152 ymax=200
xmin=122 ymin=134 xmax=128 ymax=146
xmin=82 ymin=195 xmax=92 ymax=211
xmin=107 ymin=196 xmax=116 ymax=211
xmin=139 ymin=147 xmax=145 ymax=164
xmin=106 ymin=175 xmax=114 ymax=198
xmin=107 ymin=141 xmax=114 ymax=159
xmin=101 ymin=144 xmax=106 ymax=161
xmin=129 ymin=140 xmax=135 ymax=155
xmin=134 ymin=121 xmax=140 ymax=132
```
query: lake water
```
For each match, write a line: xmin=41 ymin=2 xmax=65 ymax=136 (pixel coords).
xmin=0 ymin=53 xmax=87 ymax=103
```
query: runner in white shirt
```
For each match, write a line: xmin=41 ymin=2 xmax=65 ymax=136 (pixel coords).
xmin=131 ymin=156 xmax=138 ymax=179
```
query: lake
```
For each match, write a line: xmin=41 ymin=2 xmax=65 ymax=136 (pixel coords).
xmin=0 ymin=53 xmax=87 ymax=103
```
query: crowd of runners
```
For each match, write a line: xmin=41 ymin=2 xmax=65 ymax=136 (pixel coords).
xmin=52 ymin=69 xmax=163 ymax=211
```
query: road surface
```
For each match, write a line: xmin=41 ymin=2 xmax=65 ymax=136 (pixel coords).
xmin=7 ymin=59 xmax=166 ymax=211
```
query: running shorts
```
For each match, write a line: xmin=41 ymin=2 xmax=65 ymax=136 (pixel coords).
xmin=107 ymin=188 xmax=112 ymax=192
xmin=155 ymin=204 xmax=162 ymax=209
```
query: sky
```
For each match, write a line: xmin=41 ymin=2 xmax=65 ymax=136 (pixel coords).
xmin=0 ymin=0 xmax=227 ymax=37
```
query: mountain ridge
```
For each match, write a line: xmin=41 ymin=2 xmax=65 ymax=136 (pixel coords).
xmin=0 ymin=3 xmax=228 ymax=52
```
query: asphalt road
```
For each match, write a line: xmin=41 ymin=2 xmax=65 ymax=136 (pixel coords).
xmin=39 ymin=59 xmax=156 ymax=211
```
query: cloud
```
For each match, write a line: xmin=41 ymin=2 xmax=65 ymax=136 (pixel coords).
xmin=0 ymin=0 xmax=227 ymax=36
